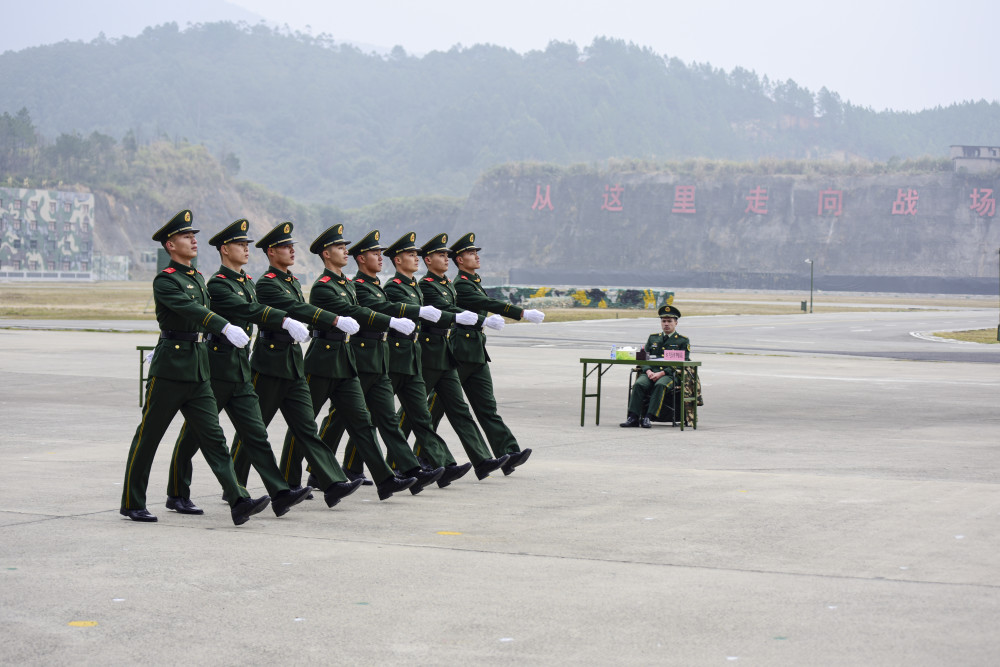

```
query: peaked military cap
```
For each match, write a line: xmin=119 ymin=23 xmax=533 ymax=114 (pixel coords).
xmin=384 ymin=231 xmax=419 ymax=258
xmin=209 ymin=218 xmax=254 ymax=247
xmin=420 ymin=232 xmax=449 ymax=255
xmin=309 ymin=224 xmax=350 ymax=255
xmin=658 ymin=304 xmax=682 ymax=319
xmin=449 ymin=232 xmax=481 ymax=258
xmin=255 ymin=222 xmax=296 ymax=249
xmin=152 ymin=209 xmax=198 ymax=242
xmin=348 ymin=229 xmax=385 ymax=257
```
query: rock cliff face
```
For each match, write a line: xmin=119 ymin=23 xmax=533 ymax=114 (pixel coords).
xmin=458 ymin=167 xmax=1000 ymax=291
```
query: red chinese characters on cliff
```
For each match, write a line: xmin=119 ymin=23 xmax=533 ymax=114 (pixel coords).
xmin=601 ymin=184 xmax=624 ymax=212
xmin=744 ymin=186 xmax=768 ymax=215
xmin=531 ymin=184 xmax=554 ymax=211
xmin=891 ymin=188 xmax=919 ymax=216
xmin=672 ymin=185 xmax=696 ymax=214
xmin=817 ymin=189 xmax=843 ymax=216
xmin=969 ymin=188 xmax=996 ymax=217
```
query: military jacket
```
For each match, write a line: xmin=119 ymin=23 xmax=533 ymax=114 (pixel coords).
xmin=206 ymin=264 xmax=287 ymax=384
xmin=304 ymin=267 xmax=388 ymax=379
xmin=640 ymin=332 xmax=691 ymax=372
xmin=353 ymin=270 xmax=423 ymax=376
xmin=252 ymin=265 xmax=338 ymax=380
xmin=416 ymin=270 xmax=465 ymax=371
xmin=149 ymin=260 xmax=229 ymax=382
xmin=452 ymin=269 xmax=525 ymax=365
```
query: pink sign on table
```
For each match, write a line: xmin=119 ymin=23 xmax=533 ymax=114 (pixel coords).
xmin=660 ymin=350 xmax=686 ymax=361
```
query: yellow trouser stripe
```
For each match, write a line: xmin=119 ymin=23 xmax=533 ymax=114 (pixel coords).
xmin=124 ymin=377 xmax=156 ymax=508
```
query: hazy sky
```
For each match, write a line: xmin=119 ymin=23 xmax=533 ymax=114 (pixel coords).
xmin=229 ymin=0 xmax=999 ymax=112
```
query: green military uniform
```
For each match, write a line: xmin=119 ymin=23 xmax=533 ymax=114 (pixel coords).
xmin=404 ymin=233 xmax=506 ymax=476
xmin=276 ymin=224 xmax=416 ymax=500
xmin=167 ymin=219 xmax=306 ymax=513
xmin=446 ymin=233 xmax=529 ymax=463
xmin=328 ymin=230 xmax=444 ymax=487
xmin=230 ymin=222 xmax=363 ymax=507
xmin=120 ymin=210 xmax=260 ymax=523
xmin=626 ymin=305 xmax=691 ymax=422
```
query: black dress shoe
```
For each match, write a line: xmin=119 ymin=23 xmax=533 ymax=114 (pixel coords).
xmin=345 ymin=470 xmax=374 ymax=486
xmin=620 ymin=414 xmax=640 ymax=428
xmin=289 ymin=484 xmax=314 ymax=501
xmin=120 ymin=508 xmax=158 ymax=522
xmin=640 ymin=416 xmax=652 ymax=428
xmin=166 ymin=496 xmax=204 ymax=515
xmin=404 ymin=466 xmax=445 ymax=495
xmin=501 ymin=448 xmax=533 ymax=476
xmin=376 ymin=475 xmax=416 ymax=500
xmin=231 ymin=495 xmax=270 ymax=525
xmin=272 ymin=486 xmax=312 ymax=517
xmin=324 ymin=479 xmax=364 ymax=507
xmin=437 ymin=462 xmax=473 ymax=488
xmin=474 ymin=454 xmax=510 ymax=480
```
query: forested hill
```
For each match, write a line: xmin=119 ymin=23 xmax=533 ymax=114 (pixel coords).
xmin=2 ymin=21 xmax=999 ymax=208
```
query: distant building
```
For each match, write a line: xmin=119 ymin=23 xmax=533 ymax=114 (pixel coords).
xmin=0 ymin=187 xmax=95 ymax=280
xmin=950 ymin=145 xmax=1000 ymax=174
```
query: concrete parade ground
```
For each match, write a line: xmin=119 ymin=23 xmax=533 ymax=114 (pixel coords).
xmin=1 ymin=307 xmax=999 ymax=665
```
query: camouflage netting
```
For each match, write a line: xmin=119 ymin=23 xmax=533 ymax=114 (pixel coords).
xmin=483 ymin=286 xmax=674 ymax=309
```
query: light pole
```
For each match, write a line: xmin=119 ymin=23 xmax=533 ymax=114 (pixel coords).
xmin=805 ymin=259 xmax=814 ymax=313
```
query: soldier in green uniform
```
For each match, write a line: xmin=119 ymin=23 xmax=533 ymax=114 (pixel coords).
xmin=120 ymin=210 xmax=270 ymax=525
xmin=302 ymin=228 xmax=443 ymax=494
xmin=274 ymin=223 xmax=418 ymax=501
xmin=446 ymin=232 xmax=545 ymax=474
xmin=620 ymin=304 xmax=691 ymax=428
xmin=164 ymin=219 xmax=313 ymax=518
xmin=382 ymin=232 xmax=508 ymax=485
xmin=405 ymin=233 xmax=514 ymax=478
xmin=230 ymin=222 xmax=376 ymax=508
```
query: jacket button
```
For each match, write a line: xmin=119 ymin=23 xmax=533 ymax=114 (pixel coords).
xmin=361 ymin=343 xmax=365 ymax=347
xmin=465 ymin=334 xmax=470 ymax=338
xmin=395 ymin=342 xmax=399 ymax=347
xmin=213 ymin=346 xmax=218 ymax=351
xmin=425 ymin=338 xmax=429 ymax=342
xmin=269 ymin=344 xmax=275 ymax=349
xmin=174 ymin=344 xmax=180 ymax=349
xmin=325 ymin=345 xmax=330 ymax=349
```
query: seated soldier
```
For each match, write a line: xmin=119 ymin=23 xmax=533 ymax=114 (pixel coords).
xmin=620 ymin=304 xmax=690 ymax=428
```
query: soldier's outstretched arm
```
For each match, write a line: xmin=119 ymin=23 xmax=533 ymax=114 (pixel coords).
xmin=154 ymin=274 xmax=229 ymax=335
xmin=207 ymin=279 xmax=287 ymax=331
xmin=453 ymin=278 xmax=525 ymax=321
xmin=255 ymin=277 xmax=339 ymax=329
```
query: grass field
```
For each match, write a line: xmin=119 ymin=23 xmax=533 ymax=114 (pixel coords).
xmin=1 ymin=281 xmax=996 ymax=330
xmin=932 ymin=328 xmax=1000 ymax=344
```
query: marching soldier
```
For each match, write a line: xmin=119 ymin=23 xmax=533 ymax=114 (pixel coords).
xmin=381 ymin=231 xmax=505 ymax=484
xmin=273 ymin=223 xmax=418 ymax=501
xmin=295 ymin=227 xmax=443 ymax=495
xmin=402 ymin=232 xmax=511 ymax=478
xmin=620 ymin=304 xmax=691 ymax=428
xmin=230 ymin=221 xmax=377 ymax=508
xmin=164 ymin=218 xmax=313 ymax=518
xmin=120 ymin=210 xmax=269 ymax=525
xmin=446 ymin=232 xmax=545 ymax=473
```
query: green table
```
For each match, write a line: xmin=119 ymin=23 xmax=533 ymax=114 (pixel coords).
xmin=580 ymin=358 xmax=701 ymax=430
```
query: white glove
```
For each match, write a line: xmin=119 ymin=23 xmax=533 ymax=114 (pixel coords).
xmin=222 ymin=323 xmax=250 ymax=348
xmin=484 ymin=314 xmax=505 ymax=331
xmin=523 ymin=309 xmax=545 ymax=323
xmin=144 ymin=350 xmax=155 ymax=364
xmin=418 ymin=305 xmax=441 ymax=323
xmin=282 ymin=317 xmax=310 ymax=343
xmin=456 ymin=310 xmax=479 ymax=326
xmin=389 ymin=317 xmax=416 ymax=335
xmin=335 ymin=316 xmax=360 ymax=335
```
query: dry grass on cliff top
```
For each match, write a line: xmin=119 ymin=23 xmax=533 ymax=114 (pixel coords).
xmin=1 ymin=282 xmax=995 ymax=323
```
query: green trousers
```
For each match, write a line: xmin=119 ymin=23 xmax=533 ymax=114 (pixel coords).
xmin=167 ymin=377 xmax=291 ymax=500
xmin=232 ymin=372 xmax=348 ymax=492
xmin=428 ymin=360 xmax=520 ymax=458
xmin=628 ymin=371 xmax=678 ymax=419
xmin=280 ymin=373 xmax=395 ymax=486
xmin=405 ymin=365 xmax=493 ymax=465
xmin=122 ymin=376 xmax=248 ymax=511
xmin=387 ymin=371 xmax=453 ymax=468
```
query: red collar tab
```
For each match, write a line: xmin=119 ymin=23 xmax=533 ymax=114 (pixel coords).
xmin=355 ymin=278 xmax=365 ymax=283
xmin=162 ymin=267 xmax=176 ymax=273
xmin=216 ymin=273 xmax=227 ymax=279
xmin=392 ymin=278 xmax=401 ymax=284
xmin=263 ymin=272 xmax=276 ymax=279
xmin=319 ymin=275 xmax=332 ymax=283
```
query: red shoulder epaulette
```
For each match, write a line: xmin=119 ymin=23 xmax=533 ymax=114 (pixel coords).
xmin=216 ymin=273 xmax=226 ymax=279
xmin=293 ymin=276 xmax=299 ymax=281
xmin=355 ymin=278 xmax=365 ymax=283
xmin=245 ymin=274 xmax=252 ymax=280
xmin=263 ymin=272 xmax=276 ymax=279
xmin=162 ymin=267 xmax=176 ymax=273
xmin=423 ymin=277 xmax=434 ymax=282
xmin=196 ymin=270 xmax=203 ymax=275
xmin=319 ymin=276 xmax=332 ymax=283
xmin=392 ymin=278 xmax=401 ymax=284
xmin=460 ymin=275 xmax=468 ymax=279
